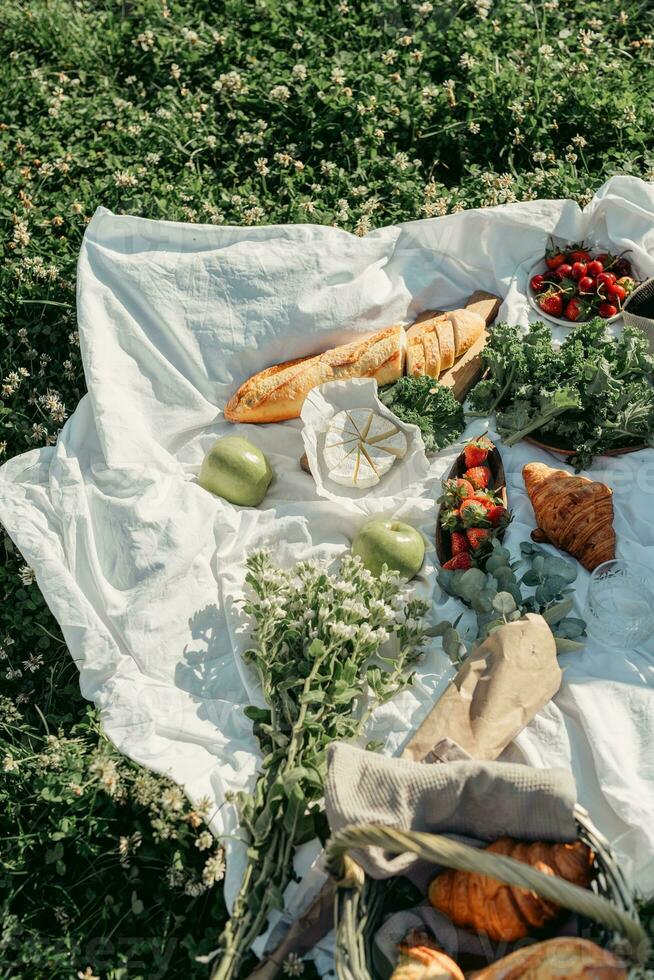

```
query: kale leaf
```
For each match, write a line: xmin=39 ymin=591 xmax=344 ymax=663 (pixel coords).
xmin=380 ymin=376 xmax=465 ymax=453
xmin=469 ymin=318 xmax=654 ymax=469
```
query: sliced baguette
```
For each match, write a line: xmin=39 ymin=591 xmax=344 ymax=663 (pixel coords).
xmin=224 ymin=325 xmax=406 ymax=423
xmin=435 ymin=317 xmax=455 ymax=370
xmin=405 ymin=324 xmax=427 ymax=377
xmin=405 ymin=316 xmax=444 ymax=378
xmin=450 ymin=309 xmax=486 ymax=358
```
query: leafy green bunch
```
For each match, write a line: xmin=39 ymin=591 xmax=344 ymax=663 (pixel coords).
xmin=469 ymin=319 xmax=654 ymax=469
xmin=380 ymin=376 xmax=465 ymax=453
xmin=212 ymin=550 xmax=429 ymax=980
xmin=435 ymin=539 xmax=587 ymax=664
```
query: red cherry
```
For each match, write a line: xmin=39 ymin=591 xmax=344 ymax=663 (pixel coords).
xmin=568 ymin=248 xmax=591 ymax=263
xmin=555 ymin=263 xmax=573 ymax=280
xmin=598 ymin=301 xmax=618 ymax=318
xmin=530 ymin=274 xmax=546 ymax=292
xmin=596 ymin=271 xmax=617 ymax=290
xmin=571 ymin=261 xmax=587 ymax=280
xmin=608 ymin=283 xmax=626 ymax=302
xmin=587 ymin=259 xmax=604 ymax=277
xmin=577 ymin=276 xmax=595 ymax=293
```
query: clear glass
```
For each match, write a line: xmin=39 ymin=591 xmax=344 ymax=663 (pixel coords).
xmin=584 ymin=559 xmax=654 ymax=649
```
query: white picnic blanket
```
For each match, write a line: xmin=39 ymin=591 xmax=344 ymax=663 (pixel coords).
xmin=2 ymin=176 xmax=654 ymax=952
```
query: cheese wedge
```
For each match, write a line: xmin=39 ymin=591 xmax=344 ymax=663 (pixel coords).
xmin=323 ymin=409 xmax=407 ymax=489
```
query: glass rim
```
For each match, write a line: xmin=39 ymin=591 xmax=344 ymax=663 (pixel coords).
xmin=588 ymin=558 xmax=654 ymax=583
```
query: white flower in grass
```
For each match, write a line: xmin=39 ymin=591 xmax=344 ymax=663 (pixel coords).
xmin=195 ymin=830 xmax=214 ymax=851
xmin=133 ymin=30 xmax=155 ymax=51
xmin=3 ymin=754 xmax=19 ymax=773
xmin=161 ymin=785 xmax=185 ymax=813
xmin=19 ymin=565 xmax=35 ymax=586
xmin=202 ymin=849 xmax=226 ymax=886
xmin=269 ymin=84 xmax=290 ymax=102
xmin=283 ymin=953 xmax=305 ymax=977
xmin=78 ymin=968 xmax=100 ymax=980
xmin=292 ymin=63 xmax=307 ymax=81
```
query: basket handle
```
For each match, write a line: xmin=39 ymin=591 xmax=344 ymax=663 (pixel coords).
xmin=326 ymin=824 xmax=649 ymax=958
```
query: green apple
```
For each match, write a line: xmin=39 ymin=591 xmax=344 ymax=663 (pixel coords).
xmin=352 ymin=518 xmax=425 ymax=581
xmin=199 ymin=436 xmax=273 ymax=507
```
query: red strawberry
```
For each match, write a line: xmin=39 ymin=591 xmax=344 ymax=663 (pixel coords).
xmin=538 ymin=289 xmax=563 ymax=317
xmin=442 ymin=552 xmax=473 ymax=571
xmin=486 ymin=504 xmax=508 ymax=526
xmin=598 ymin=301 xmax=618 ymax=318
xmin=564 ymin=297 xmax=587 ymax=322
xmin=471 ymin=491 xmax=496 ymax=511
xmin=464 ymin=465 xmax=491 ymax=489
xmin=466 ymin=527 xmax=492 ymax=551
xmin=463 ymin=437 xmax=493 ymax=468
xmin=459 ymin=499 xmax=490 ymax=527
xmin=616 ymin=275 xmax=635 ymax=295
xmin=440 ymin=507 xmax=461 ymax=531
xmin=450 ymin=531 xmax=470 ymax=555
xmin=545 ymin=247 xmax=566 ymax=270
xmin=454 ymin=478 xmax=475 ymax=498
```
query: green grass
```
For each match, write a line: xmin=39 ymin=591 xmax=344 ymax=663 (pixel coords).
xmin=1 ymin=0 xmax=654 ymax=976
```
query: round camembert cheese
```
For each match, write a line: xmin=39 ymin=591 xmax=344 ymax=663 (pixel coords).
xmin=323 ymin=409 xmax=408 ymax=489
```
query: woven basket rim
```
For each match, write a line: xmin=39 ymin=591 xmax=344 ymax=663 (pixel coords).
xmin=328 ymin=815 xmax=648 ymax=977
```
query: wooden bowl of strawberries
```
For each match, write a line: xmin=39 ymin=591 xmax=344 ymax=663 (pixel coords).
xmin=436 ymin=437 xmax=510 ymax=571
xmin=527 ymin=241 xmax=639 ymax=326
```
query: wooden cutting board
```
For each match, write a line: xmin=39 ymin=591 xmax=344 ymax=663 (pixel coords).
xmin=413 ymin=290 xmax=501 ymax=402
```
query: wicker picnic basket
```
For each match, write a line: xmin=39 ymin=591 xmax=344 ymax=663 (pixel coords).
xmin=326 ymin=804 xmax=649 ymax=980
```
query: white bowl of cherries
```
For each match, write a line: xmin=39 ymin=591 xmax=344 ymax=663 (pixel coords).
xmin=527 ymin=242 xmax=639 ymax=326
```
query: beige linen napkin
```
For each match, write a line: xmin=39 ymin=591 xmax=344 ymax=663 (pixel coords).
xmin=324 ymin=743 xmax=577 ymax=880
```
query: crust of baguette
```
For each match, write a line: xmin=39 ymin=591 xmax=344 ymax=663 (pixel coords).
xmin=435 ymin=318 xmax=455 ymax=370
xmin=224 ymin=325 xmax=406 ymax=423
xmin=406 ymin=316 xmax=445 ymax=378
xmin=450 ymin=310 xmax=486 ymax=358
xmin=405 ymin=325 xmax=426 ymax=377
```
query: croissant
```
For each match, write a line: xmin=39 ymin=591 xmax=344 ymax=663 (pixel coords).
xmin=428 ymin=838 xmax=594 ymax=942
xmin=522 ymin=462 xmax=615 ymax=571
xmin=391 ymin=930 xmax=464 ymax=980
xmin=469 ymin=937 xmax=626 ymax=979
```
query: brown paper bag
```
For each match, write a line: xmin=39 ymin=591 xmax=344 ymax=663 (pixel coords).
xmin=403 ymin=613 xmax=560 ymax=763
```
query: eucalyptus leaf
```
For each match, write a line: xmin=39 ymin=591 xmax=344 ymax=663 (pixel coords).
xmin=492 ymin=591 xmax=517 ymax=615
xmin=541 ymin=598 xmax=574 ymax=625
xmin=554 ymin=636 xmax=586 ymax=654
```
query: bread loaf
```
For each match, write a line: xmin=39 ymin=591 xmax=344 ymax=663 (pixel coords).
xmin=469 ymin=937 xmax=626 ymax=979
xmin=224 ymin=325 xmax=406 ymax=423
xmin=224 ymin=306 xmax=486 ymax=423
xmin=391 ymin=930 xmax=464 ymax=980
